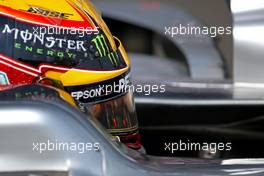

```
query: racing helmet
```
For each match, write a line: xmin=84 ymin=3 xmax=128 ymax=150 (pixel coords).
xmin=0 ymin=0 xmax=140 ymax=149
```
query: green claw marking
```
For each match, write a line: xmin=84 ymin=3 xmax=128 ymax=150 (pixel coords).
xmin=92 ymin=34 xmax=110 ymax=57
xmin=108 ymin=53 xmax=114 ymax=64
xmin=93 ymin=34 xmax=119 ymax=66
xmin=111 ymin=53 xmax=118 ymax=66
xmin=101 ymin=35 xmax=110 ymax=53
xmin=115 ymin=52 xmax=119 ymax=63
xmin=92 ymin=37 xmax=103 ymax=57
xmin=98 ymin=37 xmax=106 ymax=56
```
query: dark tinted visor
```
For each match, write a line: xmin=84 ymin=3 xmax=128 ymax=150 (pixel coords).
xmin=86 ymin=92 xmax=138 ymax=136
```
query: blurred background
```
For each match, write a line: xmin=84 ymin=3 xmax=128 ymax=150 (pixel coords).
xmin=92 ymin=0 xmax=233 ymax=80
xmin=91 ymin=0 xmax=264 ymax=159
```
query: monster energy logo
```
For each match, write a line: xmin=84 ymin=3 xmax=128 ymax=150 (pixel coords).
xmin=92 ymin=34 xmax=118 ymax=66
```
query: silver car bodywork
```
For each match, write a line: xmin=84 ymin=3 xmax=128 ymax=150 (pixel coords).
xmin=1 ymin=99 xmax=264 ymax=176
xmin=232 ymin=0 xmax=264 ymax=84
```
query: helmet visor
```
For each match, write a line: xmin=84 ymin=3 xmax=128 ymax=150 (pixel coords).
xmin=85 ymin=91 xmax=138 ymax=136
xmin=64 ymin=71 xmax=138 ymax=136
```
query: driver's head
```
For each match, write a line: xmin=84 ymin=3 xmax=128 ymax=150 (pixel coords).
xmin=0 ymin=0 xmax=140 ymax=149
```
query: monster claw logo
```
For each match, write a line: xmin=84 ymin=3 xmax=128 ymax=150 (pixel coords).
xmin=92 ymin=34 xmax=118 ymax=66
xmin=108 ymin=53 xmax=118 ymax=65
xmin=0 ymin=71 xmax=9 ymax=85
xmin=92 ymin=34 xmax=109 ymax=57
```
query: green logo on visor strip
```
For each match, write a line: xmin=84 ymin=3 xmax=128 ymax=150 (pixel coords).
xmin=92 ymin=34 xmax=118 ymax=66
